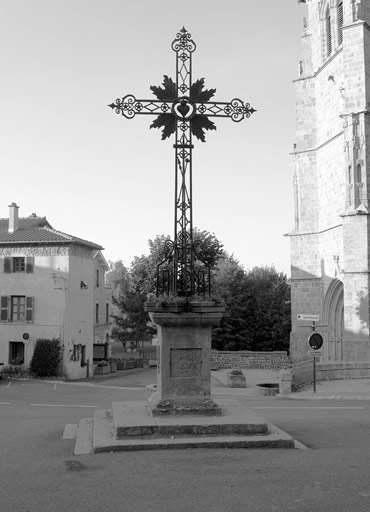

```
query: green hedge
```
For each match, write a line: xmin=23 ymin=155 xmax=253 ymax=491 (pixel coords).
xmin=30 ymin=338 xmax=62 ymax=377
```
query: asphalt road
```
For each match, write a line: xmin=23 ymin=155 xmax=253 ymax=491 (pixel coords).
xmin=1 ymin=378 xmax=369 ymax=512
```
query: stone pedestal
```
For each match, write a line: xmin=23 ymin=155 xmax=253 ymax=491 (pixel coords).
xmin=148 ymin=310 xmax=223 ymax=416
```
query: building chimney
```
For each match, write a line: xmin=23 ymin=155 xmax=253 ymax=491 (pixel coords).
xmin=8 ymin=202 xmax=19 ymax=233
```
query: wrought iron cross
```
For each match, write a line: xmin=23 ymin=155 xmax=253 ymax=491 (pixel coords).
xmin=109 ymin=28 xmax=255 ymax=298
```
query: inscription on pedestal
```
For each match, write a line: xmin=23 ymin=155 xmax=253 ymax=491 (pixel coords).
xmin=170 ymin=348 xmax=202 ymax=378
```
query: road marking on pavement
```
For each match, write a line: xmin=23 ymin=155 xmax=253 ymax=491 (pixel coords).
xmin=0 ymin=402 xmax=12 ymax=405
xmin=252 ymin=406 xmax=365 ymax=410
xmin=29 ymin=403 xmax=99 ymax=408
xmin=54 ymin=383 xmax=57 ymax=391
xmin=6 ymin=382 xmax=12 ymax=388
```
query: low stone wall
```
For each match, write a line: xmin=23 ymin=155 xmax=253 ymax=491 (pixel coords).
xmin=211 ymin=351 xmax=290 ymax=370
xmin=291 ymin=359 xmax=314 ymax=390
xmin=282 ymin=361 xmax=370 ymax=394
xmin=317 ymin=362 xmax=370 ymax=380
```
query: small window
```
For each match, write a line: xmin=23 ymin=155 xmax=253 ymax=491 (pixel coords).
xmin=96 ymin=269 xmax=100 ymax=287
xmin=9 ymin=342 xmax=24 ymax=365
xmin=106 ymin=303 xmax=109 ymax=323
xmin=11 ymin=296 xmax=26 ymax=321
xmin=95 ymin=303 xmax=99 ymax=324
xmin=72 ymin=344 xmax=81 ymax=361
xmin=13 ymin=257 xmax=25 ymax=272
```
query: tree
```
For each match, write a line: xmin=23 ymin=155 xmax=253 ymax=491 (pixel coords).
xmin=130 ymin=229 xmax=225 ymax=295
xmin=212 ymin=265 xmax=291 ymax=352
xmin=111 ymin=291 xmax=156 ymax=350
xmin=106 ymin=260 xmax=130 ymax=300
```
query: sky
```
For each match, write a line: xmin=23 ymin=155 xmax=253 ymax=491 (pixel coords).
xmin=0 ymin=0 xmax=307 ymax=276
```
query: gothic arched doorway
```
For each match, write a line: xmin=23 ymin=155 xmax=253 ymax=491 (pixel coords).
xmin=323 ymin=278 xmax=344 ymax=361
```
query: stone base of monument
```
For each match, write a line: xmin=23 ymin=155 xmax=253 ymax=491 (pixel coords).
xmin=147 ymin=394 xmax=223 ymax=417
xmin=70 ymin=397 xmax=300 ymax=454
xmin=67 ymin=307 xmax=302 ymax=454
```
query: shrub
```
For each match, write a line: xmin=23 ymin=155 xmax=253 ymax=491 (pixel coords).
xmin=1 ymin=365 xmax=25 ymax=378
xmin=9 ymin=356 xmax=24 ymax=365
xmin=30 ymin=338 xmax=62 ymax=377
xmin=229 ymin=369 xmax=243 ymax=376
xmin=97 ymin=360 xmax=110 ymax=367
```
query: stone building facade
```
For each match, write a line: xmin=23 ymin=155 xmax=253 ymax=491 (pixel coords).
xmin=289 ymin=0 xmax=370 ymax=374
xmin=0 ymin=203 xmax=112 ymax=380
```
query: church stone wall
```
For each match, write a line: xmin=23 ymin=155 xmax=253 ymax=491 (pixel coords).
xmin=289 ymin=1 xmax=370 ymax=368
xmin=317 ymin=137 xmax=346 ymax=229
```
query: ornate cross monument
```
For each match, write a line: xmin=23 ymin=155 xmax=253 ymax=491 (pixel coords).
xmin=109 ymin=28 xmax=255 ymax=417
xmin=110 ymin=27 xmax=255 ymax=299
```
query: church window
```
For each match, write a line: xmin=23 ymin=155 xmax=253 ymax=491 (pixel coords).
xmin=326 ymin=7 xmax=332 ymax=57
xmin=338 ymin=2 xmax=344 ymax=46
xmin=348 ymin=165 xmax=352 ymax=184
xmin=356 ymin=163 xmax=362 ymax=183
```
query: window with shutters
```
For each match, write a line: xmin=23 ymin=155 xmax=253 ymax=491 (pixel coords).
xmin=3 ymin=257 xmax=34 ymax=273
xmin=338 ymin=2 xmax=343 ymax=46
xmin=0 ymin=296 xmax=34 ymax=323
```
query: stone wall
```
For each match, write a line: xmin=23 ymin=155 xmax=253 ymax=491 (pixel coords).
xmin=211 ymin=351 xmax=290 ymax=370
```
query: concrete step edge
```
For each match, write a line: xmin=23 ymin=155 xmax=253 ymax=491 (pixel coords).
xmin=74 ymin=417 xmax=93 ymax=455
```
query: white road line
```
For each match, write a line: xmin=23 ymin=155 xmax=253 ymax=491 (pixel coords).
xmin=54 ymin=383 xmax=57 ymax=391
xmin=252 ymin=406 xmax=365 ymax=410
xmin=29 ymin=403 xmax=99 ymax=408
xmin=6 ymin=382 xmax=12 ymax=388
xmin=0 ymin=402 xmax=12 ymax=405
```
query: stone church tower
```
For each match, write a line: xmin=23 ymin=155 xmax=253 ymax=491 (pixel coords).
xmin=289 ymin=0 xmax=370 ymax=376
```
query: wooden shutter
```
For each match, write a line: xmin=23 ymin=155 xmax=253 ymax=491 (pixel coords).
xmin=338 ymin=2 xmax=343 ymax=46
xmin=326 ymin=8 xmax=332 ymax=56
xmin=26 ymin=297 xmax=34 ymax=323
xmin=1 ymin=296 xmax=10 ymax=322
xmin=26 ymin=257 xmax=34 ymax=273
xmin=4 ymin=257 xmax=12 ymax=273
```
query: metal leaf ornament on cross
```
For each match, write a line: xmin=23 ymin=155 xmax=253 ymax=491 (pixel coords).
xmin=149 ymin=76 xmax=217 ymax=142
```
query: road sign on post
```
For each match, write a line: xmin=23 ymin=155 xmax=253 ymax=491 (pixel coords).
xmin=308 ymin=332 xmax=323 ymax=350
xmin=307 ymin=332 xmax=323 ymax=394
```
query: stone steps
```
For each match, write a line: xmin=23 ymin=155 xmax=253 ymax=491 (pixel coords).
xmin=65 ymin=398 xmax=300 ymax=454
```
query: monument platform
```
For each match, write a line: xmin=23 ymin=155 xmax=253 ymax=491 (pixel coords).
xmin=70 ymin=398 xmax=299 ymax=454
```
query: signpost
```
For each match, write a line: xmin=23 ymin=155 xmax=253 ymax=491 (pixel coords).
xmin=297 ymin=313 xmax=320 ymax=322
xmin=307 ymin=331 xmax=323 ymax=393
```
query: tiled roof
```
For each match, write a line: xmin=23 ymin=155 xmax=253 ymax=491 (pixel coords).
xmin=0 ymin=217 xmax=103 ymax=249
